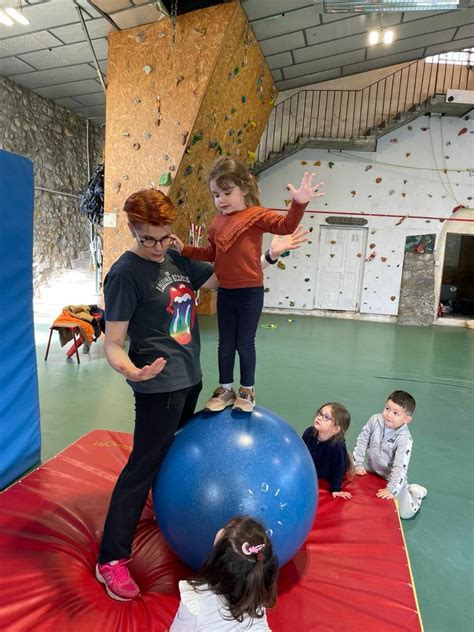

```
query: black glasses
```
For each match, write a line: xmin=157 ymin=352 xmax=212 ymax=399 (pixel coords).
xmin=315 ymin=409 xmax=333 ymax=423
xmin=133 ymin=229 xmax=173 ymax=249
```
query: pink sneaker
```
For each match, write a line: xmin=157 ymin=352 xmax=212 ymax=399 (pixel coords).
xmin=95 ymin=559 xmax=140 ymax=601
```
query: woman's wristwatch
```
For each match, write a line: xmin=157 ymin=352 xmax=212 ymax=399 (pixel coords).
xmin=264 ymin=249 xmax=278 ymax=265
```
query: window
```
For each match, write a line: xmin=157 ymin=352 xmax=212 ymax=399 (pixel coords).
xmin=425 ymin=48 xmax=474 ymax=66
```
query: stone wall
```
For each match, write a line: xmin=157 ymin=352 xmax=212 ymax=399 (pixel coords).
xmin=0 ymin=75 xmax=104 ymax=292
xmin=398 ymin=253 xmax=436 ymax=326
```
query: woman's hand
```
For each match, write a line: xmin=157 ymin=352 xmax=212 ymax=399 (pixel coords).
xmin=170 ymin=234 xmax=184 ymax=252
xmin=355 ymin=466 xmax=367 ymax=476
xmin=287 ymin=172 xmax=324 ymax=205
xmin=269 ymin=225 xmax=309 ymax=259
xmin=332 ymin=490 xmax=352 ymax=499
xmin=116 ymin=357 xmax=167 ymax=382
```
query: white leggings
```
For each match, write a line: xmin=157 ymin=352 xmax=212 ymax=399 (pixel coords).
xmin=397 ymin=484 xmax=423 ymax=519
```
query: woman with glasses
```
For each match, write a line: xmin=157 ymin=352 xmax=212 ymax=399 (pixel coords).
xmin=95 ymin=189 xmax=307 ymax=602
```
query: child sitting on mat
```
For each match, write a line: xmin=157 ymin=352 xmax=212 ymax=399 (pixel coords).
xmin=170 ymin=515 xmax=278 ymax=631
xmin=353 ymin=390 xmax=427 ymax=519
xmin=302 ymin=402 xmax=354 ymax=499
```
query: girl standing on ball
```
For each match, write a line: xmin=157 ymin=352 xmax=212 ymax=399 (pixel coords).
xmin=170 ymin=515 xmax=278 ymax=631
xmin=173 ymin=158 xmax=324 ymax=413
xmin=95 ymin=188 xmax=308 ymax=602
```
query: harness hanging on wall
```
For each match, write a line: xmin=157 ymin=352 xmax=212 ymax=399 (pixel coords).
xmin=80 ymin=163 xmax=104 ymax=226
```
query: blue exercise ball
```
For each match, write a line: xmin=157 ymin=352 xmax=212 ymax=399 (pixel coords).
xmin=152 ymin=406 xmax=318 ymax=569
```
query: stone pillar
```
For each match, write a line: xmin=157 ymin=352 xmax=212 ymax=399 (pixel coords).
xmin=398 ymin=252 xmax=436 ymax=326
xmin=103 ymin=2 xmax=276 ymax=314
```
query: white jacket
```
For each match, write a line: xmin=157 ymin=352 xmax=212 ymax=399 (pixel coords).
xmin=170 ymin=581 xmax=272 ymax=631
xmin=353 ymin=414 xmax=413 ymax=496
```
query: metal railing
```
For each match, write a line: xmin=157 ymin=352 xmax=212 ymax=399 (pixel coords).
xmin=256 ymin=56 xmax=471 ymax=164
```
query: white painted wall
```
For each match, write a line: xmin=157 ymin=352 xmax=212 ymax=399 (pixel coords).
xmin=260 ymin=115 xmax=473 ymax=318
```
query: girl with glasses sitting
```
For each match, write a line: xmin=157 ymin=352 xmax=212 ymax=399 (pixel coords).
xmin=302 ymin=403 xmax=355 ymax=499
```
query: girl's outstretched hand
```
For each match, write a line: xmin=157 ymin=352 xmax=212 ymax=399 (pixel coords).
xmin=287 ymin=172 xmax=324 ymax=205
xmin=269 ymin=225 xmax=309 ymax=258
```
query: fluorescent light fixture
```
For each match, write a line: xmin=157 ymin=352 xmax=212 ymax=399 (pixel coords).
xmin=5 ymin=7 xmax=29 ymax=25
xmin=0 ymin=9 xmax=14 ymax=25
xmin=383 ymin=29 xmax=394 ymax=43
xmin=368 ymin=30 xmax=379 ymax=45
xmin=324 ymin=0 xmax=460 ymax=12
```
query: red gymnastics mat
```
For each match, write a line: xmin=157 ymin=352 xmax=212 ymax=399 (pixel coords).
xmin=0 ymin=430 xmax=423 ymax=632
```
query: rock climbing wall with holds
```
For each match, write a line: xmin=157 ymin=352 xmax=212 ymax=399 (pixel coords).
xmin=103 ymin=2 xmax=275 ymax=314
xmin=258 ymin=114 xmax=472 ymax=321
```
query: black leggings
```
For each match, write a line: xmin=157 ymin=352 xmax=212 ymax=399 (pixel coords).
xmin=98 ymin=382 xmax=202 ymax=563
xmin=217 ymin=286 xmax=264 ymax=387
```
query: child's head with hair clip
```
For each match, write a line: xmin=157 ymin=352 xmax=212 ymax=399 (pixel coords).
xmin=188 ymin=515 xmax=279 ymax=623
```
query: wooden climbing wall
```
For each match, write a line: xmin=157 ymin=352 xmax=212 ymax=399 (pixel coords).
xmin=103 ymin=2 xmax=276 ymax=314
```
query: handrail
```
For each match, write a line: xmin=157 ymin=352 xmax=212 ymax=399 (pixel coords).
xmin=256 ymin=53 xmax=471 ymax=166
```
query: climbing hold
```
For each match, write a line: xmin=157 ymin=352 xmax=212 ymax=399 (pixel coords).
xmin=241 ymin=95 xmax=247 ymax=103
xmin=277 ymin=261 xmax=286 ymax=270
xmin=112 ymin=180 xmax=121 ymax=194
xmin=143 ymin=65 xmax=153 ymax=74
xmin=143 ymin=131 xmax=151 ymax=140
xmin=184 ymin=166 xmax=193 ymax=176
xmin=364 ymin=165 xmax=372 ymax=171
xmin=133 ymin=98 xmax=141 ymax=105
xmin=158 ymin=172 xmax=172 ymax=186
xmin=328 ymin=162 xmax=335 ymax=169
xmin=133 ymin=143 xmax=140 ymax=150
xmin=181 ymin=131 xmax=189 ymax=146
xmin=375 ymin=177 xmax=382 ymax=184
xmin=122 ymin=131 xmax=130 ymax=137
xmin=135 ymin=32 xmax=145 ymax=43
xmin=191 ymin=133 xmax=203 ymax=145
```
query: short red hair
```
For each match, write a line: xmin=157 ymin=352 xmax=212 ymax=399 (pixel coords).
xmin=124 ymin=189 xmax=177 ymax=226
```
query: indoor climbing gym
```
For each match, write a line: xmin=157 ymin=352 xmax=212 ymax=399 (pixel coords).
xmin=0 ymin=1 xmax=473 ymax=631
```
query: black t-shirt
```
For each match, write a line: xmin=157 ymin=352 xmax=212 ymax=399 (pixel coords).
xmin=302 ymin=427 xmax=349 ymax=492
xmin=104 ymin=249 xmax=213 ymax=393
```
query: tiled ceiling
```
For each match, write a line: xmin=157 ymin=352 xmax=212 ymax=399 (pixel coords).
xmin=0 ymin=0 xmax=473 ymax=126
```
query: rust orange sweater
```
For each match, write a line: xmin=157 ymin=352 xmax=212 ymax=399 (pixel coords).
xmin=181 ymin=201 xmax=307 ymax=289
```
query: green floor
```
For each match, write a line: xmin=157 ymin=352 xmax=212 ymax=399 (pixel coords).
xmin=35 ymin=315 xmax=474 ymax=632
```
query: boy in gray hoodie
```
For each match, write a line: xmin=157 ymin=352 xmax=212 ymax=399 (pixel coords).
xmin=353 ymin=390 xmax=427 ymax=519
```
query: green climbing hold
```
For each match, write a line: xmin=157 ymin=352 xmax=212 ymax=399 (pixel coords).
xmin=158 ymin=172 xmax=172 ymax=186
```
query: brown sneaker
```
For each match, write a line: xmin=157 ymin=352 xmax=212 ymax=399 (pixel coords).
xmin=233 ymin=387 xmax=255 ymax=413
xmin=204 ymin=387 xmax=236 ymax=412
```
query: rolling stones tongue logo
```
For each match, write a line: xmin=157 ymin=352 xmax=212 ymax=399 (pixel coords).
xmin=166 ymin=283 xmax=196 ymax=345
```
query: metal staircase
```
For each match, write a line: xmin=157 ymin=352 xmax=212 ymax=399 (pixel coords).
xmin=254 ymin=56 xmax=473 ymax=174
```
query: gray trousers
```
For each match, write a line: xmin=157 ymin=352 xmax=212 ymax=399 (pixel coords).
xmin=397 ymin=484 xmax=423 ymax=519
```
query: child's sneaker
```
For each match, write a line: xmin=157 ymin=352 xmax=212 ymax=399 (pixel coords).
xmin=204 ymin=387 xmax=236 ymax=412
xmin=409 ymin=484 xmax=428 ymax=500
xmin=96 ymin=559 xmax=140 ymax=601
xmin=233 ymin=387 xmax=255 ymax=413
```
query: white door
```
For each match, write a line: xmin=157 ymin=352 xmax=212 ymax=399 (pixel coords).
xmin=314 ymin=227 xmax=367 ymax=311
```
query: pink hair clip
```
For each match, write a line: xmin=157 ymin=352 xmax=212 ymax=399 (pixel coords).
xmin=242 ymin=542 xmax=265 ymax=559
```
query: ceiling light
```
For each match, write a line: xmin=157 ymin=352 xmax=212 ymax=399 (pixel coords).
xmin=368 ymin=30 xmax=379 ymax=45
xmin=5 ymin=7 xmax=29 ymax=25
xmin=0 ymin=9 xmax=14 ymax=26
xmin=324 ymin=0 xmax=460 ymax=12
xmin=383 ymin=29 xmax=394 ymax=44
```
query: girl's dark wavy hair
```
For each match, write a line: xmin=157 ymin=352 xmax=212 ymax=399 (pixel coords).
xmin=208 ymin=157 xmax=261 ymax=207
xmin=188 ymin=516 xmax=279 ymax=623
